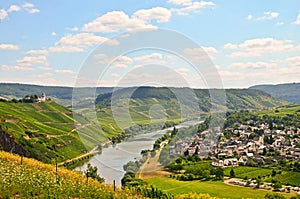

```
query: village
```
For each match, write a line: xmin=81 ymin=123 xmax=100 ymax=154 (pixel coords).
xmin=172 ymin=117 xmax=300 ymax=168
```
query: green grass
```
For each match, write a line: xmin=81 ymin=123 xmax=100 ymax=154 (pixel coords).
xmin=0 ymin=150 xmax=142 ymax=199
xmin=257 ymin=104 xmax=300 ymax=117
xmin=224 ymin=166 xmax=272 ymax=179
xmin=144 ymin=177 xmax=293 ymax=199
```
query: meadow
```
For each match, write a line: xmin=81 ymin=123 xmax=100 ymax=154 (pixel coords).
xmin=0 ymin=151 xmax=143 ymax=199
xmin=144 ymin=177 xmax=295 ymax=199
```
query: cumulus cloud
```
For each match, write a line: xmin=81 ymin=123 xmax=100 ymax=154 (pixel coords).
xmin=183 ymin=46 xmax=218 ymax=61
xmin=26 ymin=49 xmax=48 ymax=55
xmin=82 ymin=7 xmax=171 ymax=33
xmin=51 ymin=32 xmax=57 ymax=36
xmin=0 ymin=2 xmax=39 ymax=21
xmin=168 ymin=0 xmax=215 ymax=16
xmin=22 ymin=2 xmax=40 ymax=14
xmin=7 ymin=5 xmax=21 ymax=13
xmin=2 ymin=65 xmax=33 ymax=71
xmin=226 ymin=38 xmax=294 ymax=58
xmin=0 ymin=44 xmax=20 ymax=50
xmin=247 ymin=15 xmax=253 ymax=20
xmin=49 ymin=33 xmax=118 ymax=53
xmin=16 ymin=56 xmax=48 ymax=67
xmin=229 ymin=62 xmax=277 ymax=69
xmin=248 ymin=11 xmax=279 ymax=21
xmin=0 ymin=9 xmax=8 ymax=21
xmin=256 ymin=11 xmax=279 ymax=21
xmin=294 ymin=14 xmax=300 ymax=25
xmin=55 ymin=69 xmax=77 ymax=74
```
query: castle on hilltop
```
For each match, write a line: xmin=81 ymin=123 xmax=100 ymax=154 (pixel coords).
xmin=37 ymin=93 xmax=46 ymax=102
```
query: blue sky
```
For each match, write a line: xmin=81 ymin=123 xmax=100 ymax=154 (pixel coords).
xmin=0 ymin=0 xmax=300 ymax=88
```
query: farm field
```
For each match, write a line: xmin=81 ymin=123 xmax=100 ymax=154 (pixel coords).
xmin=224 ymin=166 xmax=272 ymax=179
xmin=144 ymin=177 xmax=295 ymax=199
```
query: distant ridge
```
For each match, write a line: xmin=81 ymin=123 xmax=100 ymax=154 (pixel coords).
xmin=249 ymin=83 xmax=300 ymax=104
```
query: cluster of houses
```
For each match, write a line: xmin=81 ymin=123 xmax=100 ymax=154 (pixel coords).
xmin=233 ymin=179 xmax=300 ymax=194
xmin=171 ymin=119 xmax=300 ymax=167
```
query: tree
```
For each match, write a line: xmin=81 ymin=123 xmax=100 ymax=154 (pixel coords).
xmin=264 ymin=193 xmax=285 ymax=199
xmin=230 ymin=168 xmax=235 ymax=178
xmin=85 ymin=163 xmax=104 ymax=183
xmin=272 ymin=182 xmax=282 ymax=190
xmin=203 ymin=169 xmax=210 ymax=180
xmin=215 ymin=167 xmax=224 ymax=180
xmin=272 ymin=170 xmax=277 ymax=177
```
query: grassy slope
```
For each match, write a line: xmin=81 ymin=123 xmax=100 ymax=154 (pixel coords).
xmin=94 ymin=87 xmax=287 ymax=135
xmin=0 ymin=101 xmax=106 ymax=163
xmin=144 ymin=177 xmax=294 ymax=199
xmin=0 ymin=151 xmax=142 ymax=199
xmin=250 ymin=83 xmax=300 ymax=104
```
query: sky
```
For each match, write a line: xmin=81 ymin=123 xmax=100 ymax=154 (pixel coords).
xmin=0 ymin=0 xmax=300 ymax=88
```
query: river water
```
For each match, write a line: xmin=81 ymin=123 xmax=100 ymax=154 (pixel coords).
xmin=76 ymin=120 xmax=201 ymax=187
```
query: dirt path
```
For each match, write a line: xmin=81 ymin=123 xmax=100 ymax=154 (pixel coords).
xmin=58 ymin=145 xmax=99 ymax=166
xmin=137 ymin=146 xmax=171 ymax=179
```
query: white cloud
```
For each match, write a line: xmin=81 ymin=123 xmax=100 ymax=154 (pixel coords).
xmin=27 ymin=8 xmax=40 ymax=14
xmin=229 ymin=62 xmax=277 ymax=69
xmin=22 ymin=2 xmax=40 ymax=14
xmin=285 ymin=56 xmax=300 ymax=67
xmin=167 ymin=0 xmax=192 ymax=6
xmin=51 ymin=32 xmax=57 ymax=36
xmin=49 ymin=33 xmax=118 ymax=53
xmin=112 ymin=56 xmax=133 ymax=68
xmin=0 ymin=44 xmax=20 ymax=50
xmin=226 ymin=38 xmax=294 ymax=58
xmin=23 ymin=3 xmax=35 ymax=8
xmin=276 ymin=22 xmax=284 ymax=26
xmin=82 ymin=7 xmax=171 ymax=33
xmin=55 ymin=69 xmax=77 ymax=74
xmin=133 ymin=53 xmax=163 ymax=61
xmin=294 ymin=14 xmax=300 ymax=25
xmin=7 ymin=5 xmax=21 ymax=13
xmin=183 ymin=46 xmax=218 ymax=61
xmin=132 ymin=7 xmax=171 ymax=23
xmin=0 ymin=9 xmax=8 ymax=21
xmin=175 ymin=67 xmax=189 ymax=75
xmin=169 ymin=0 xmax=215 ymax=16
xmin=16 ymin=56 xmax=48 ymax=67
xmin=255 ymin=11 xmax=279 ymax=21
xmin=2 ymin=65 xmax=33 ymax=71
xmin=26 ymin=49 xmax=48 ymax=55
xmin=223 ymin=43 xmax=237 ymax=49
xmin=247 ymin=15 xmax=253 ymax=20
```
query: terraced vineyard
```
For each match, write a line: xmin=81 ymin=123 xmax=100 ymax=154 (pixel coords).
xmin=0 ymin=101 xmax=107 ymax=163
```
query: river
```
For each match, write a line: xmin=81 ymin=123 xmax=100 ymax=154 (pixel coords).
xmin=76 ymin=120 xmax=201 ymax=187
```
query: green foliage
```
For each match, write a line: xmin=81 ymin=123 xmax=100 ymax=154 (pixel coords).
xmin=230 ymin=168 xmax=235 ymax=178
xmin=85 ymin=163 xmax=104 ymax=183
xmin=250 ymin=83 xmax=300 ymax=104
xmin=264 ymin=193 xmax=286 ymax=199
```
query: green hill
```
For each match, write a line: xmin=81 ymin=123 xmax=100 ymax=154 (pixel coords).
xmin=0 ymin=83 xmax=113 ymax=106
xmin=250 ymin=83 xmax=300 ymax=104
xmin=0 ymin=100 xmax=106 ymax=163
xmin=95 ymin=87 xmax=288 ymax=132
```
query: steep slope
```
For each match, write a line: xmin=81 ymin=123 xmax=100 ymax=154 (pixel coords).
xmin=95 ymin=87 xmax=288 ymax=133
xmin=0 ymin=100 xmax=105 ymax=163
xmin=249 ymin=83 xmax=300 ymax=104
xmin=0 ymin=151 xmax=143 ymax=198
xmin=0 ymin=83 xmax=113 ymax=106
